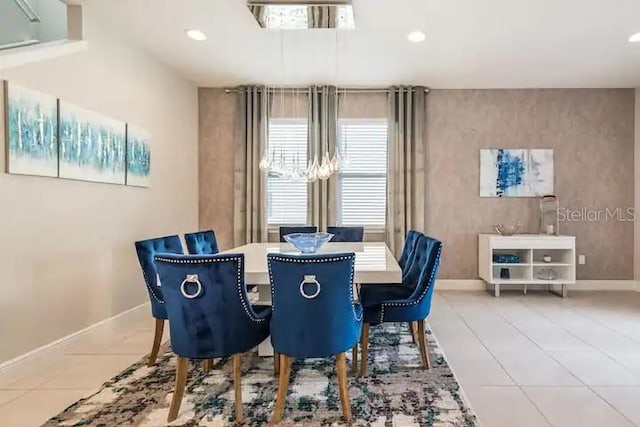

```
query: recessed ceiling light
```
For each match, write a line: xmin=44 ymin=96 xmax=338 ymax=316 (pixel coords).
xmin=407 ymin=31 xmax=426 ymax=43
xmin=186 ymin=29 xmax=207 ymax=41
xmin=629 ymin=32 xmax=640 ymax=43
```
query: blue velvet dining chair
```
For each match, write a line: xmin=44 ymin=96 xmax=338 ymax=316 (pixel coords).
xmin=279 ymin=226 xmax=318 ymax=242
xmin=134 ymin=235 xmax=184 ymax=366
xmin=184 ymin=230 xmax=219 ymax=255
xmin=327 ymin=226 xmax=364 ymax=242
xmin=154 ymin=253 xmax=272 ymax=423
xmin=358 ymin=230 xmax=424 ymax=352
xmin=267 ymin=252 xmax=361 ymax=423
xmin=359 ymin=235 xmax=442 ymax=376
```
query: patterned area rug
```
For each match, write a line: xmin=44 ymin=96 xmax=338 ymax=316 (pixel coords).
xmin=44 ymin=324 xmax=478 ymax=426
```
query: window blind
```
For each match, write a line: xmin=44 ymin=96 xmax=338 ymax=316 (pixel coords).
xmin=266 ymin=118 xmax=308 ymax=225
xmin=337 ymin=119 xmax=388 ymax=228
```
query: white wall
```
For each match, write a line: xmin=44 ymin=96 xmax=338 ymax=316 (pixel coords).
xmin=0 ymin=4 xmax=198 ymax=363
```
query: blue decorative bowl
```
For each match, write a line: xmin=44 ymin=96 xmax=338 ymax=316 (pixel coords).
xmin=284 ymin=232 xmax=334 ymax=254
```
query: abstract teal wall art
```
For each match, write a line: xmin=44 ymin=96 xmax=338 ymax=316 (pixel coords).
xmin=480 ymin=149 xmax=553 ymax=197
xmin=59 ymin=101 xmax=126 ymax=185
xmin=4 ymin=81 xmax=59 ymax=177
xmin=126 ymin=125 xmax=151 ymax=187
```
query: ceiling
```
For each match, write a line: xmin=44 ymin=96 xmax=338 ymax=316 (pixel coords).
xmin=93 ymin=0 xmax=640 ymax=88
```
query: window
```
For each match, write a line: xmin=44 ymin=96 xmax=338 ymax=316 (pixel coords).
xmin=337 ymin=119 xmax=388 ymax=228
xmin=266 ymin=118 xmax=308 ymax=225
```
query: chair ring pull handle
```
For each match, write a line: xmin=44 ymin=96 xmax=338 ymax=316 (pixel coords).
xmin=180 ymin=274 xmax=202 ymax=299
xmin=300 ymin=275 xmax=321 ymax=299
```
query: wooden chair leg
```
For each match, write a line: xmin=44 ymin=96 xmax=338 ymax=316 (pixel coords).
xmin=272 ymin=355 xmax=292 ymax=423
xmin=167 ymin=356 xmax=189 ymax=422
xmin=233 ymin=354 xmax=243 ymax=422
xmin=351 ymin=345 xmax=358 ymax=374
xmin=148 ymin=318 xmax=164 ymax=366
xmin=274 ymin=352 xmax=280 ymax=376
xmin=359 ymin=323 xmax=370 ymax=377
xmin=203 ymin=359 xmax=213 ymax=373
xmin=336 ymin=353 xmax=352 ymax=421
xmin=417 ymin=319 xmax=431 ymax=370
xmin=408 ymin=321 xmax=418 ymax=344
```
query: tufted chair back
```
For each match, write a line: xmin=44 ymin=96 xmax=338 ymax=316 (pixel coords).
xmin=407 ymin=236 xmax=443 ymax=319
xmin=327 ymin=226 xmax=364 ymax=242
xmin=363 ymin=235 xmax=442 ymax=326
xmin=134 ymin=235 xmax=184 ymax=319
xmin=402 ymin=233 xmax=433 ymax=289
xmin=267 ymin=253 xmax=362 ymax=358
xmin=184 ymin=230 xmax=219 ymax=255
xmin=279 ymin=226 xmax=318 ymax=242
xmin=398 ymin=230 xmax=422 ymax=270
xmin=154 ymin=253 xmax=271 ymax=359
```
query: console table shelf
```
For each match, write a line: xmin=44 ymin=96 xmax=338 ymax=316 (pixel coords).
xmin=479 ymin=234 xmax=576 ymax=298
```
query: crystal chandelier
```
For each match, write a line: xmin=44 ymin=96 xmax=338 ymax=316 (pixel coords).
xmin=258 ymin=142 xmax=345 ymax=182
xmin=258 ymin=88 xmax=348 ymax=183
xmin=258 ymin=25 xmax=349 ymax=183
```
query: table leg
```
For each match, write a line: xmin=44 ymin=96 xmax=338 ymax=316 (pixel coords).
xmin=256 ymin=284 xmax=272 ymax=305
xmin=258 ymin=337 xmax=274 ymax=357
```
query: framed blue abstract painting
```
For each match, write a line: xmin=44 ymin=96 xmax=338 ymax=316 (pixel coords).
xmin=125 ymin=125 xmax=151 ymax=187
xmin=4 ymin=81 xmax=59 ymax=177
xmin=480 ymin=149 xmax=553 ymax=197
xmin=59 ymin=101 xmax=126 ymax=185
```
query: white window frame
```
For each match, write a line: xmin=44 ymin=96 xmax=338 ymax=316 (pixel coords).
xmin=266 ymin=117 xmax=309 ymax=228
xmin=336 ymin=118 xmax=388 ymax=231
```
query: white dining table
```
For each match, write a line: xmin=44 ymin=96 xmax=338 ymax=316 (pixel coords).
xmin=220 ymin=241 xmax=402 ymax=356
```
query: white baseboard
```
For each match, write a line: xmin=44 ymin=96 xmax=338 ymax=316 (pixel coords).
xmin=0 ymin=302 xmax=150 ymax=371
xmin=437 ymin=279 xmax=639 ymax=292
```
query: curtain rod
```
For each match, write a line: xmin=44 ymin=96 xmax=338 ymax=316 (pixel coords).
xmin=223 ymin=87 xmax=430 ymax=94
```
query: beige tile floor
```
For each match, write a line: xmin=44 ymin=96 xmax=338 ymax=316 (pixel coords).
xmin=0 ymin=291 xmax=639 ymax=426
xmin=430 ymin=291 xmax=640 ymax=427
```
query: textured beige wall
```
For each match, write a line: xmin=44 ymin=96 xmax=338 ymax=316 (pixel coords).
xmin=199 ymin=88 xmax=236 ymax=250
xmin=0 ymin=6 xmax=198 ymax=363
xmin=427 ymin=89 xmax=635 ymax=279
xmin=635 ymin=89 xmax=640 ymax=280
xmin=200 ymin=89 xmax=635 ymax=280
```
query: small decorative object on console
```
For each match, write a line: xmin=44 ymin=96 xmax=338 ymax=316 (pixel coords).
xmin=537 ymin=268 xmax=558 ymax=281
xmin=493 ymin=254 xmax=521 ymax=264
xmin=494 ymin=224 xmax=521 ymax=236
xmin=543 ymin=255 xmax=552 ymax=263
xmin=540 ymin=195 xmax=559 ymax=235
xmin=500 ymin=268 xmax=510 ymax=279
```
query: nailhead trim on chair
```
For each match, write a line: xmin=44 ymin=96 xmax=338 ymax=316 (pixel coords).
xmin=155 ymin=255 xmax=268 ymax=323
xmin=378 ymin=246 xmax=442 ymax=324
xmin=236 ymin=257 xmax=268 ymax=323
xmin=138 ymin=237 xmax=183 ymax=305
xmin=268 ymin=255 xmax=352 ymax=263
xmin=141 ymin=266 xmax=164 ymax=304
xmin=267 ymin=254 xmax=359 ymax=321
xmin=348 ymin=261 xmax=362 ymax=321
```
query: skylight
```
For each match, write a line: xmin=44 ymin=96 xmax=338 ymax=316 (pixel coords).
xmin=248 ymin=2 xmax=355 ymax=30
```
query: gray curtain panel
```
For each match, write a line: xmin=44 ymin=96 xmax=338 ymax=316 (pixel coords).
xmin=234 ymin=86 xmax=269 ymax=245
xmin=308 ymin=85 xmax=339 ymax=231
xmin=386 ymin=86 xmax=427 ymax=256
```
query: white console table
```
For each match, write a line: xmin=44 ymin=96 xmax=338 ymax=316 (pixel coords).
xmin=478 ymin=234 xmax=576 ymax=298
